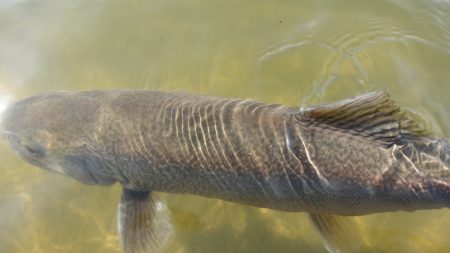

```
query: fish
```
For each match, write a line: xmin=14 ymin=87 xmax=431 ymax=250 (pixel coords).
xmin=1 ymin=89 xmax=449 ymax=253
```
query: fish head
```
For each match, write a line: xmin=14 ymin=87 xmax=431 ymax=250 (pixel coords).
xmin=0 ymin=91 xmax=116 ymax=186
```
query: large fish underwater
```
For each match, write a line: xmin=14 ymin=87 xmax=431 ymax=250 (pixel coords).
xmin=1 ymin=89 xmax=449 ymax=253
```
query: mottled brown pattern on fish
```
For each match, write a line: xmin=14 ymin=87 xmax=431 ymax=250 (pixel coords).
xmin=8 ymin=90 xmax=450 ymax=253
xmin=94 ymin=92 xmax=305 ymax=207
xmin=4 ymin=90 xmax=450 ymax=216
xmin=67 ymin=92 xmax=379 ymax=213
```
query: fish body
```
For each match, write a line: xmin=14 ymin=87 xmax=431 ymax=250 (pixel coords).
xmin=2 ymin=90 xmax=450 ymax=252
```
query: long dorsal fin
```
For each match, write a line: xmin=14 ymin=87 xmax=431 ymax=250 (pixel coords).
xmin=296 ymin=90 xmax=430 ymax=147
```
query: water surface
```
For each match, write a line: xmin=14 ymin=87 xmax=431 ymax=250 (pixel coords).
xmin=1 ymin=0 xmax=450 ymax=252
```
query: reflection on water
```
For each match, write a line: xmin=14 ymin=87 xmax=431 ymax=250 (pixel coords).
xmin=1 ymin=0 xmax=450 ymax=252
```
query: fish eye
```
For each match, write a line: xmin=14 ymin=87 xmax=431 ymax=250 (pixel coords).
xmin=24 ymin=144 xmax=47 ymax=157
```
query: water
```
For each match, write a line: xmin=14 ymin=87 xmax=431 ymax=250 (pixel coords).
xmin=0 ymin=0 xmax=450 ymax=252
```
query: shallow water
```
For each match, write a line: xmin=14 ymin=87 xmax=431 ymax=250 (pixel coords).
xmin=0 ymin=0 xmax=450 ymax=252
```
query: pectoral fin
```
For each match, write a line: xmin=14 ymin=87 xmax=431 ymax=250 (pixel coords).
xmin=309 ymin=213 xmax=362 ymax=253
xmin=118 ymin=188 xmax=173 ymax=253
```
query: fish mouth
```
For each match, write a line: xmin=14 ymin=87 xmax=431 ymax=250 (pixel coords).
xmin=2 ymin=131 xmax=22 ymax=151
xmin=1 ymin=131 xmax=47 ymax=157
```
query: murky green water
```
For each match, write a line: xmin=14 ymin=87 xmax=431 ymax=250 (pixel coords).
xmin=1 ymin=0 xmax=450 ymax=252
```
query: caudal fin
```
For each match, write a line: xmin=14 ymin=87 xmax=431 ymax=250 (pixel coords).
xmin=118 ymin=188 xmax=173 ymax=253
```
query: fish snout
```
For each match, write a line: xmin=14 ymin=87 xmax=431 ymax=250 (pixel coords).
xmin=0 ymin=95 xmax=12 ymax=135
xmin=0 ymin=102 xmax=19 ymax=141
xmin=1 ymin=131 xmax=20 ymax=150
